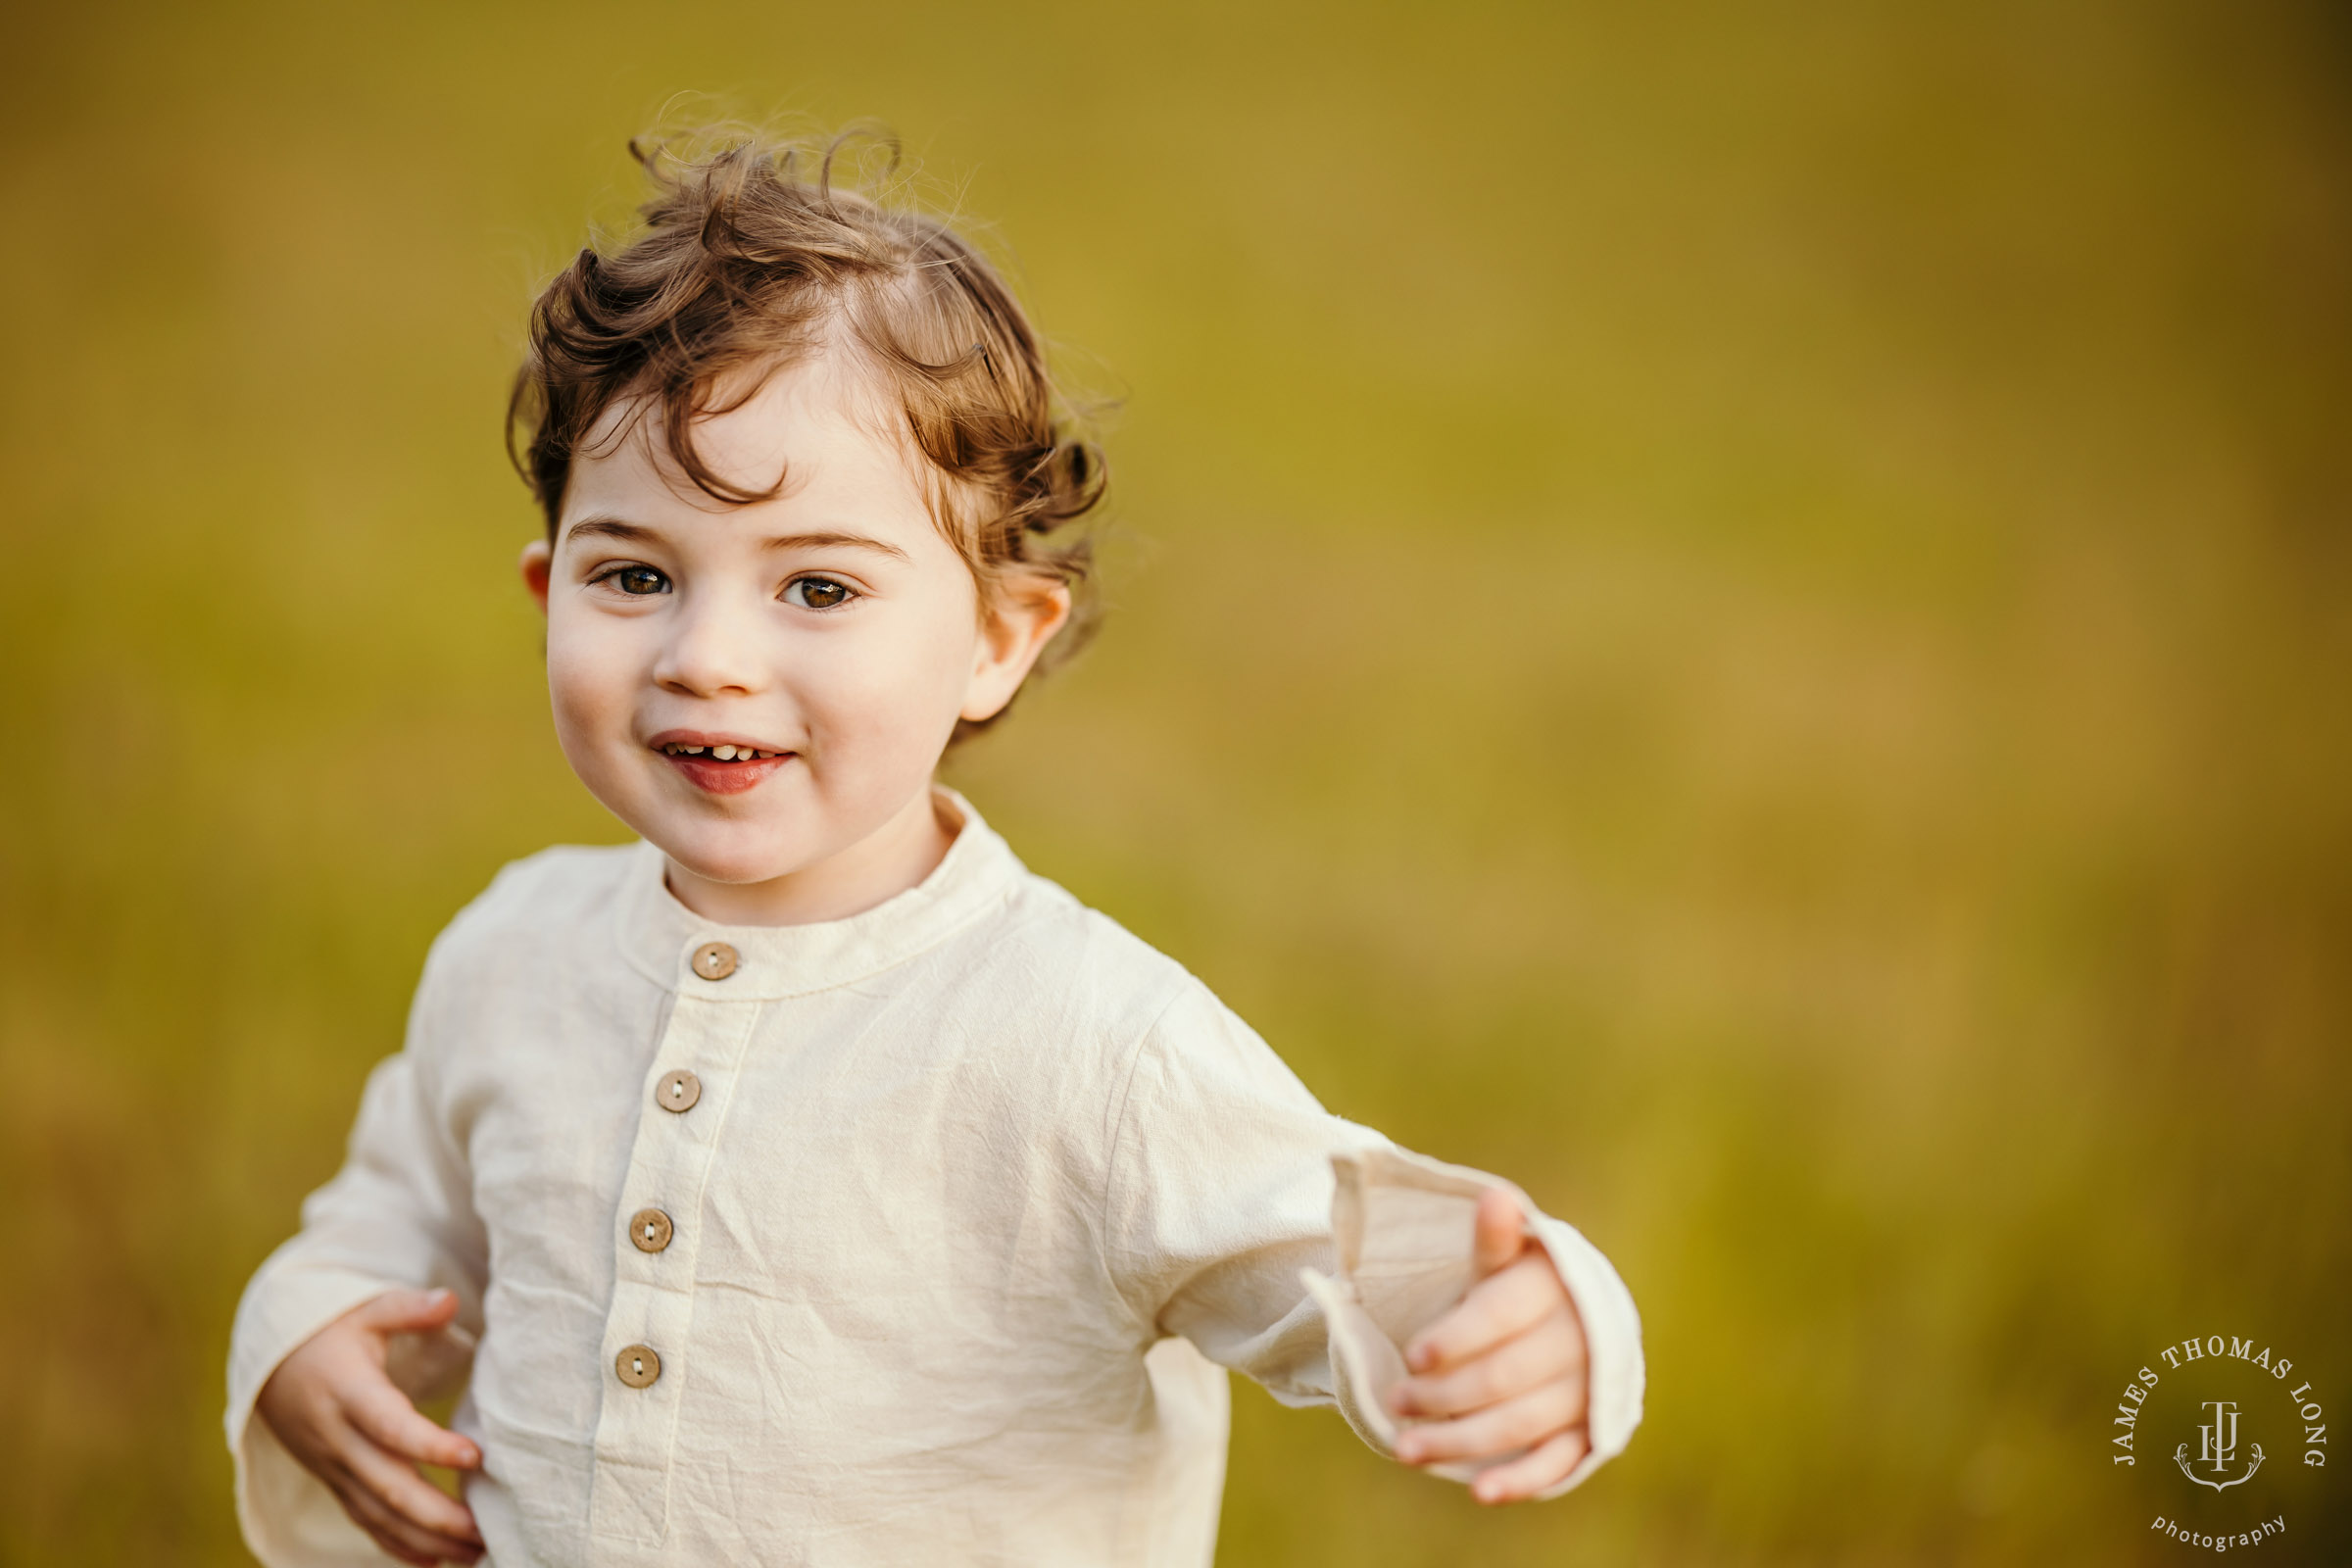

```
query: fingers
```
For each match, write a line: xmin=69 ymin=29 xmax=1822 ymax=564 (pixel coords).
xmin=339 ymin=1430 xmax=484 ymax=1549
xmin=1394 ymin=1376 xmax=1585 ymax=1470
xmin=260 ymin=1292 xmax=484 ymax=1562
xmin=329 ymin=1467 xmax=483 ymax=1566
xmin=1470 ymin=1188 xmax=1525 ymax=1280
xmin=1407 ymin=1252 xmax=1577 ymax=1373
xmin=1393 ymin=1310 xmax=1586 ymax=1421
xmin=346 ymin=1382 xmax=481 ymax=1471
xmin=323 ymin=1332 xmax=484 ymax=1558
xmin=1469 ymin=1426 xmax=1592 ymax=1505
xmin=357 ymin=1286 xmax=463 ymax=1338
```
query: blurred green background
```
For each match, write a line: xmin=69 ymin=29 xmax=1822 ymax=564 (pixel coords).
xmin=3 ymin=1 xmax=2347 ymax=1563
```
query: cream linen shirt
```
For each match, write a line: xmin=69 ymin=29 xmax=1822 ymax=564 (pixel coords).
xmin=226 ymin=794 xmax=1643 ymax=1567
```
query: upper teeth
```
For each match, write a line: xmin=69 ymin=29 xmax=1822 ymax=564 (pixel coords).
xmin=662 ymin=743 xmax=777 ymax=760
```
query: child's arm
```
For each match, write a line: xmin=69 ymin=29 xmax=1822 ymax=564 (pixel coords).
xmin=227 ymin=953 xmax=489 ymax=1567
xmin=1104 ymin=986 xmax=1643 ymax=1503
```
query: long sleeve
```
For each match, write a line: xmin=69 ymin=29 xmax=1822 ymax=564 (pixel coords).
xmin=1102 ymin=982 xmax=1643 ymax=1498
xmin=224 ymin=947 xmax=489 ymax=1566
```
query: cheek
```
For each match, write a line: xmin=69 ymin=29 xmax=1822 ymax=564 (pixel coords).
xmin=800 ymin=607 xmax=975 ymax=749
xmin=543 ymin=610 xmax=641 ymax=752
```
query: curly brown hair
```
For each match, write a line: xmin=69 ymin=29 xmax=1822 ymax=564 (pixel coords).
xmin=508 ymin=131 xmax=1104 ymax=729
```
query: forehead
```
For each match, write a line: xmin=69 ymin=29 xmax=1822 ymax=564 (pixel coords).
xmin=564 ymin=351 xmax=936 ymax=532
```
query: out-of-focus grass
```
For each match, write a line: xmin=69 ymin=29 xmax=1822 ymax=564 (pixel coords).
xmin=2 ymin=1 xmax=2347 ymax=1563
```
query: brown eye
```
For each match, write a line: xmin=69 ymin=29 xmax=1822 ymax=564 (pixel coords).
xmin=612 ymin=565 xmax=668 ymax=596
xmin=785 ymin=576 xmax=854 ymax=611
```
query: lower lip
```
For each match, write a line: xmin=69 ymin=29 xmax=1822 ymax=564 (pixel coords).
xmin=660 ymin=751 xmax=793 ymax=796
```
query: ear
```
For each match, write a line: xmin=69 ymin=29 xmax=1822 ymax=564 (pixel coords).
xmin=519 ymin=537 xmax=553 ymax=616
xmin=960 ymin=573 xmax=1073 ymax=724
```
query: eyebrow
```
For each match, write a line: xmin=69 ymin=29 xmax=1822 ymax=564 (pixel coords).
xmin=563 ymin=516 xmax=657 ymax=545
xmin=563 ymin=516 xmax=910 ymax=563
xmin=760 ymin=530 xmax=910 ymax=563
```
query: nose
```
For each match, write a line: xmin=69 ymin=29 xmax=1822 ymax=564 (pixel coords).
xmin=651 ymin=583 xmax=766 ymax=698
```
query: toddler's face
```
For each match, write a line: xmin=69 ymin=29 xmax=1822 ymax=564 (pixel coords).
xmin=520 ymin=353 xmax=1063 ymax=918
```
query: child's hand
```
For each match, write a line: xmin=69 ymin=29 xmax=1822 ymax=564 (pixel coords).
xmin=255 ymin=1288 xmax=485 ymax=1565
xmin=1388 ymin=1189 xmax=1591 ymax=1503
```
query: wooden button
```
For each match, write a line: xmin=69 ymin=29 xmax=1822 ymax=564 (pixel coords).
xmin=656 ymin=1069 xmax=701 ymax=1113
xmin=614 ymin=1344 xmax=662 ymax=1389
xmin=628 ymin=1207 xmax=674 ymax=1253
xmin=691 ymin=941 xmax=739 ymax=981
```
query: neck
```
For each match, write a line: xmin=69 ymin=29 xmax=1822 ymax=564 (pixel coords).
xmin=662 ymin=787 xmax=959 ymax=926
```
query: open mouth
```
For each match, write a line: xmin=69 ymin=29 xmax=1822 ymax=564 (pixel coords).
xmin=652 ymin=737 xmax=793 ymax=796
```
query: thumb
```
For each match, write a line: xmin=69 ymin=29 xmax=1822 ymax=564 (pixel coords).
xmin=1471 ymin=1187 xmax=1527 ymax=1279
xmin=356 ymin=1286 xmax=462 ymax=1337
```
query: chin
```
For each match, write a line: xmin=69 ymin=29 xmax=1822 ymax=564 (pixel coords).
xmin=661 ymin=838 xmax=810 ymax=888
xmin=592 ymin=766 xmax=813 ymax=887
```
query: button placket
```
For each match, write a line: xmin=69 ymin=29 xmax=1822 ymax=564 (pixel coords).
xmin=587 ymin=973 xmax=762 ymax=1549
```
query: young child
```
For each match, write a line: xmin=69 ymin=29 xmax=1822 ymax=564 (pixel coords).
xmin=226 ymin=135 xmax=1643 ymax=1568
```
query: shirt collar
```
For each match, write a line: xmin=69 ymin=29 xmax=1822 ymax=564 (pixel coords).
xmin=614 ymin=787 xmax=1023 ymax=1000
